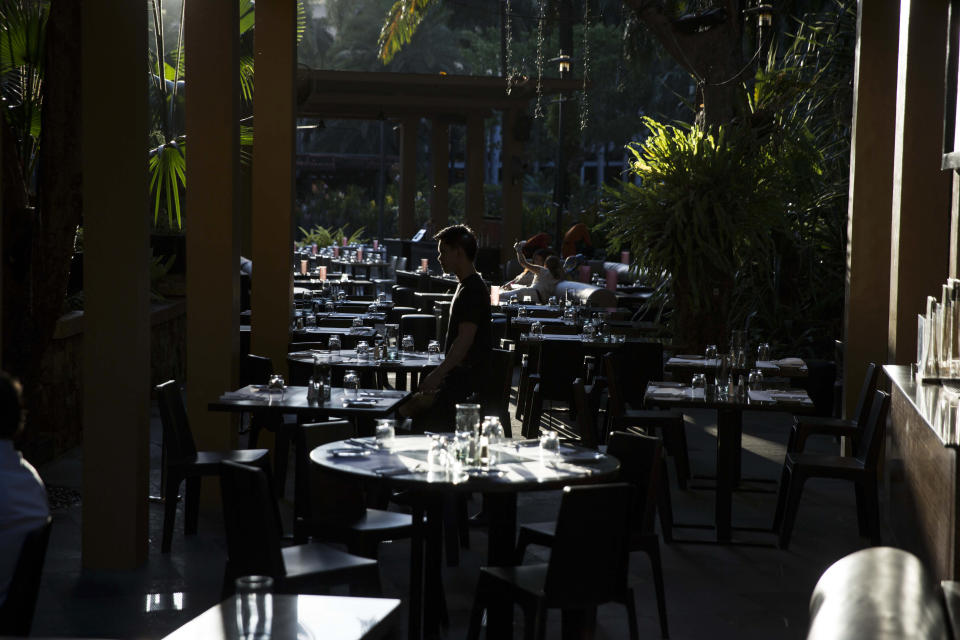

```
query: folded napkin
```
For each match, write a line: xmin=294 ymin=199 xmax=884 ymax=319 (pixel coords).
xmin=775 ymin=358 xmax=807 ymax=368
xmin=219 ymin=390 xmax=265 ymax=402
xmin=648 ymin=386 xmax=689 ymax=397
xmin=767 ymin=390 xmax=809 ymax=401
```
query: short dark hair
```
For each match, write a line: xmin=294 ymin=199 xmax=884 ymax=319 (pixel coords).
xmin=0 ymin=372 xmax=25 ymax=439
xmin=434 ymin=224 xmax=478 ymax=261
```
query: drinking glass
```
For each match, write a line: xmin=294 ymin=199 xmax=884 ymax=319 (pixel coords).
xmin=748 ymin=368 xmax=764 ymax=391
xmin=324 ymin=300 xmax=335 ymax=312
xmin=691 ymin=373 xmax=706 ymax=397
xmin=328 ymin=334 xmax=341 ymax=354
xmin=351 ymin=316 xmax=364 ymax=330
xmin=509 ymin=295 xmax=518 ymax=306
xmin=548 ymin=296 xmax=558 ymax=306
xmin=531 ymin=321 xmax=543 ymax=338
xmin=539 ymin=430 xmax=560 ymax=457
xmin=401 ymin=334 xmax=415 ymax=354
xmin=757 ymin=342 xmax=771 ymax=362
xmin=356 ymin=341 xmax=370 ymax=362
xmin=235 ymin=575 xmax=273 ymax=640
xmin=267 ymin=374 xmax=285 ymax=404
xmin=481 ymin=416 xmax=505 ymax=466
xmin=705 ymin=344 xmax=718 ymax=361
xmin=427 ymin=340 xmax=441 ymax=362
xmin=343 ymin=370 xmax=360 ymax=399
xmin=375 ymin=419 xmax=396 ymax=450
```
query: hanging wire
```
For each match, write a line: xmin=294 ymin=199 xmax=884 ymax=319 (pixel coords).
xmin=534 ymin=0 xmax=547 ymax=119
xmin=579 ymin=0 xmax=591 ymax=132
xmin=505 ymin=0 xmax=515 ymax=94
xmin=615 ymin=2 xmax=627 ymax=93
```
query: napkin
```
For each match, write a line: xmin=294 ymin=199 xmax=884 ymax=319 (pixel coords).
xmin=648 ymin=386 xmax=688 ymax=397
xmin=219 ymin=390 xmax=264 ymax=402
xmin=775 ymin=358 xmax=807 ymax=368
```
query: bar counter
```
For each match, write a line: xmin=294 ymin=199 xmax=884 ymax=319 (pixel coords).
xmin=885 ymin=364 xmax=960 ymax=580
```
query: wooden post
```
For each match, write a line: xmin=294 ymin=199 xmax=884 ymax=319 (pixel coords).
xmin=465 ymin=113 xmax=485 ymax=232
xmin=430 ymin=119 xmax=449 ymax=231
xmin=399 ymin=117 xmax=418 ymax=239
xmin=81 ymin=0 xmax=150 ymax=568
xmin=501 ymin=109 xmax=524 ymax=263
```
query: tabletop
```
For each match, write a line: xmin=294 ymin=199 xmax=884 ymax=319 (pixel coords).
xmin=209 ymin=385 xmax=409 ymax=416
xmin=665 ymin=355 xmax=809 ymax=377
xmin=644 ymin=381 xmax=814 ymax=411
xmin=309 ymin=434 xmax=620 ymax=493
xmin=161 ymin=594 xmax=400 ymax=640
xmin=289 ymin=349 xmax=441 ymax=371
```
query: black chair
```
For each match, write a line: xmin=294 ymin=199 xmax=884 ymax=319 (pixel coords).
xmin=391 ymin=284 xmax=416 ymax=308
xmin=0 ymin=517 xmax=52 ymax=636
xmin=156 ymin=380 xmax=271 ymax=553
xmin=490 ymin=313 xmax=508 ymax=342
xmin=317 ymin=316 xmax=355 ymax=328
xmin=481 ymin=348 xmax=515 ymax=438
xmin=515 ymin=431 xmax=669 ymax=638
xmin=297 ymin=420 xmax=413 ymax=557
xmin=521 ymin=339 xmax=585 ymax=438
xmin=466 ymin=483 xmax=639 ymax=640
xmin=219 ymin=460 xmax=380 ymax=596
xmin=400 ymin=314 xmax=437 ymax=351
xmin=787 ymin=362 xmax=878 ymax=454
xmin=773 ymin=389 xmax=890 ymax=550
xmin=387 ymin=305 xmax=417 ymax=324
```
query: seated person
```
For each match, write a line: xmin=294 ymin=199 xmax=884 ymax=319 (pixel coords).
xmin=561 ymin=222 xmax=592 ymax=259
xmin=503 ymin=248 xmax=549 ymax=291
xmin=0 ymin=372 xmax=48 ymax=606
xmin=501 ymin=241 xmax=564 ymax=304
xmin=563 ymin=253 xmax=588 ymax=280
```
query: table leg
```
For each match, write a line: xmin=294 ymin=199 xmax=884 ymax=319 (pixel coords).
xmin=714 ymin=408 xmax=742 ymax=542
xmin=409 ymin=499 xmax=424 ymax=640
xmin=484 ymin=492 xmax=518 ymax=637
xmin=423 ymin=497 xmax=447 ymax=637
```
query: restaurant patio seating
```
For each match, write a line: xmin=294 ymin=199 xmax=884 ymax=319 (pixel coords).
xmin=514 ymin=431 xmax=669 ymax=638
xmin=242 ymin=354 xmax=297 ymax=497
xmin=480 ymin=348 xmax=515 ymax=438
xmin=787 ymin=362 xmax=878 ymax=454
xmin=155 ymin=380 xmax=271 ymax=553
xmin=391 ymin=284 xmax=416 ymax=308
xmin=219 ymin=460 xmax=380 ymax=596
xmin=466 ymin=483 xmax=639 ymax=640
xmin=296 ymin=420 xmax=413 ymax=558
xmin=521 ymin=338 xmax=585 ymax=438
xmin=0 ymin=517 xmax=51 ymax=636
xmin=400 ymin=314 xmax=436 ymax=351
xmin=773 ymin=389 xmax=890 ymax=550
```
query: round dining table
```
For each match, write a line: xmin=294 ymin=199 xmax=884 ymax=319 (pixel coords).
xmin=310 ymin=435 xmax=620 ymax=640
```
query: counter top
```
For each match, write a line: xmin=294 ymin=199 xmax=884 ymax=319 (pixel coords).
xmin=885 ymin=364 xmax=960 ymax=447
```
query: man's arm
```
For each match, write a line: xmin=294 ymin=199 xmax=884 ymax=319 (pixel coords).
xmin=419 ymin=321 xmax=477 ymax=392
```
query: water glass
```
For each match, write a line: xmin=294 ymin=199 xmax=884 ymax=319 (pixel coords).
xmin=748 ymin=368 xmax=764 ymax=391
xmin=531 ymin=321 xmax=543 ymax=338
xmin=328 ymin=335 xmax=341 ymax=353
xmin=481 ymin=416 xmax=505 ymax=466
xmin=757 ymin=342 xmax=771 ymax=362
xmin=428 ymin=435 xmax=453 ymax=471
xmin=691 ymin=373 xmax=706 ymax=396
xmin=375 ymin=419 xmax=396 ymax=450
xmin=343 ymin=370 xmax=360 ymax=399
xmin=548 ymin=296 xmax=559 ymax=306
xmin=351 ymin=316 xmax=364 ymax=329
xmin=705 ymin=344 xmax=718 ymax=361
xmin=539 ymin=430 xmax=560 ymax=457
xmin=427 ymin=340 xmax=441 ymax=362
xmin=401 ymin=334 xmax=415 ymax=353
xmin=267 ymin=374 xmax=285 ymax=404
xmin=235 ymin=575 xmax=273 ymax=640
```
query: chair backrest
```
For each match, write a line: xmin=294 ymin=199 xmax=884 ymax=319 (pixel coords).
xmin=603 ymin=353 xmax=627 ymax=418
xmin=603 ymin=345 xmax=663 ymax=417
xmin=482 ymin=349 xmax=515 ymax=431
xmin=156 ymin=380 xmax=198 ymax=466
xmin=606 ymin=430 xmax=662 ymax=536
xmin=571 ymin=378 xmax=599 ymax=449
xmin=852 ymin=362 xmax=879 ymax=427
xmin=854 ymin=390 xmax=889 ymax=466
xmin=541 ymin=323 xmax=579 ymax=335
xmin=242 ymin=354 xmax=274 ymax=387
xmin=0 ymin=517 xmax=52 ymax=636
xmin=219 ymin=461 xmax=286 ymax=582
xmin=391 ymin=285 xmax=416 ymax=308
xmin=544 ymin=483 xmax=634 ymax=606
xmin=289 ymin=341 xmax=327 ymax=351
xmin=388 ymin=306 xmax=418 ymax=324
xmin=318 ymin=316 xmax=355 ymax=328
xmin=300 ymin=420 xmax=363 ymax=522
xmin=535 ymin=339 xmax=585 ymax=399
xmin=400 ymin=314 xmax=437 ymax=351
xmin=395 ymin=256 xmax=408 ymax=272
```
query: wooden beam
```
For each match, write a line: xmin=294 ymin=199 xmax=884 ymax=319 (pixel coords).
xmin=501 ymin=109 xmax=524 ymax=263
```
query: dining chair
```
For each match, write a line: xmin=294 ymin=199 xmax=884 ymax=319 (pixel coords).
xmin=480 ymin=348 xmax=515 ymax=438
xmin=399 ymin=314 xmax=436 ymax=351
xmin=773 ymin=389 xmax=890 ymax=550
xmin=387 ymin=305 xmax=417 ymax=324
xmin=391 ymin=284 xmax=416 ymax=308
xmin=514 ymin=431 xmax=669 ymax=638
xmin=155 ymin=380 xmax=271 ymax=553
xmin=466 ymin=483 xmax=639 ymax=640
xmin=786 ymin=362 xmax=878 ymax=454
xmin=317 ymin=316 xmax=355 ymax=328
xmin=219 ymin=460 xmax=380 ymax=596
xmin=0 ymin=517 xmax=51 ymax=636
xmin=296 ymin=420 xmax=413 ymax=558
xmin=521 ymin=339 xmax=585 ymax=438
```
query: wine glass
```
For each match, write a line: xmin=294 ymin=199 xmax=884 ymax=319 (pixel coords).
xmin=705 ymin=344 xmax=718 ymax=361
xmin=343 ymin=370 xmax=360 ymax=399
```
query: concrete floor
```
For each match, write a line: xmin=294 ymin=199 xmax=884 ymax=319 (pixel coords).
xmin=29 ymin=390 xmax=869 ymax=639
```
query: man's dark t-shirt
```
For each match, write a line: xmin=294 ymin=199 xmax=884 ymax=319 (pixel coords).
xmin=444 ymin=272 xmax=492 ymax=391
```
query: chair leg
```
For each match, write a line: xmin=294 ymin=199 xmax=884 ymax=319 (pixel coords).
xmin=861 ymin=476 xmax=882 ymax=545
xmin=644 ymin=541 xmax=669 ymax=638
xmin=772 ymin=464 xmax=793 ymax=532
xmin=274 ymin=428 xmax=291 ymax=498
xmin=466 ymin=587 xmax=487 ymax=640
xmin=657 ymin=462 xmax=674 ymax=543
xmin=530 ymin=602 xmax=548 ymax=640
xmin=523 ymin=389 xmax=544 ymax=439
xmin=623 ymin=587 xmax=641 ymax=640
xmin=662 ymin=423 xmax=690 ymax=491
xmin=785 ymin=424 xmax=799 ymax=453
xmin=161 ymin=473 xmax=182 ymax=553
xmin=853 ymin=482 xmax=868 ymax=536
xmin=778 ymin=473 xmax=807 ymax=550
xmin=184 ymin=476 xmax=201 ymax=535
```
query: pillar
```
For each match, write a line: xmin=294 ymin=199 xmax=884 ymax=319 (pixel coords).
xmin=185 ymin=0 xmax=241 ymax=454
xmin=399 ymin=117 xmax=418 ymax=239
xmin=81 ymin=0 xmax=150 ymax=567
xmin=888 ymin=0 xmax=952 ymax=364
xmin=252 ymin=0 xmax=296 ymax=376
xmin=501 ymin=109 xmax=524 ymax=263
xmin=465 ymin=112 xmax=485 ymax=232
xmin=430 ymin=119 xmax=449 ymax=231
xmin=843 ymin=0 xmax=899 ymax=417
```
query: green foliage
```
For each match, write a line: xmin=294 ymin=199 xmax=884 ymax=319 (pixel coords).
xmin=377 ymin=0 xmax=438 ymax=64
xmin=296 ymin=223 xmax=366 ymax=248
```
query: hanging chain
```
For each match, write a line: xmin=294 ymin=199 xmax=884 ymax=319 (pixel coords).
xmin=579 ymin=0 xmax=591 ymax=132
xmin=534 ymin=0 xmax=547 ymax=119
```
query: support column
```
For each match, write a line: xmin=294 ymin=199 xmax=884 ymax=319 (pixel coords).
xmin=430 ymin=119 xmax=449 ymax=232
xmin=843 ymin=0 xmax=899 ymax=417
xmin=185 ymin=0 xmax=240 ymax=453
xmin=501 ymin=109 xmax=524 ymax=263
xmin=888 ymin=0 xmax=952 ymax=364
xmin=465 ymin=113 xmax=485 ymax=232
xmin=252 ymin=0 xmax=296 ymax=376
xmin=81 ymin=0 xmax=150 ymax=568
xmin=399 ymin=117 xmax=418 ymax=239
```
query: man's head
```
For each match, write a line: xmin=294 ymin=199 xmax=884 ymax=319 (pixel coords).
xmin=434 ymin=224 xmax=478 ymax=276
xmin=0 ymin=372 xmax=25 ymax=440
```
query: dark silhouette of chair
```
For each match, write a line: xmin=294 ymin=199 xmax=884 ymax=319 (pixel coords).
xmin=391 ymin=284 xmax=416 ymax=308
xmin=400 ymin=314 xmax=436 ymax=351
xmin=480 ymin=348 xmax=515 ymax=438
xmin=787 ymin=362 xmax=878 ymax=454
xmin=156 ymin=380 xmax=270 ymax=553
xmin=466 ymin=483 xmax=639 ymax=640
xmin=296 ymin=420 xmax=413 ymax=557
xmin=219 ymin=460 xmax=379 ymax=596
xmin=521 ymin=339 xmax=585 ymax=438
xmin=773 ymin=389 xmax=890 ymax=550
xmin=395 ymin=256 xmax=408 ymax=272
xmin=387 ymin=305 xmax=417 ymax=324
xmin=491 ymin=313 xmax=508 ymax=342
xmin=514 ymin=431 xmax=669 ymax=638
xmin=569 ymin=378 xmax=600 ymax=449
xmin=604 ymin=352 xmax=691 ymax=489
xmin=318 ymin=316 xmax=355 ymax=328
xmin=0 ymin=517 xmax=52 ymax=636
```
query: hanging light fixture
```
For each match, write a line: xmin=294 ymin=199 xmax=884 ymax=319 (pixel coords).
xmin=549 ymin=51 xmax=572 ymax=77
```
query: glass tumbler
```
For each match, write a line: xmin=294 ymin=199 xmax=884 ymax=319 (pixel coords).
xmin=539 ymin=430 xmax=560 ymax=457
xmin=427 ymin=340 xmax=441 ymax=362
xmin=757 ymin=343 xmax=771 ymax=362
xmin=705 ymin=344 xmax=718 ymax=361
xmin=235 ymin=575 xmax=273 ymax=640
xmin=402 ymin=334 xmax=415 ymax=354
xmin=343 ymin=370 xmax=360 ymax=399
xmin=375 ymin=419 xmax=395 ymax=450
xmin=748 ymin=368 xmax=764 ymax=391
xmin=328 ymin=334 xmax=341 ymax=354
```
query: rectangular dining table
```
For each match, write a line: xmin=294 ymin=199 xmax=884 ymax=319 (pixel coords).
xmin=644 ymin=382 xmax=815 ymax=543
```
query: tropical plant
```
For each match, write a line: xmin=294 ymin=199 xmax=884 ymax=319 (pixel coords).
xmin=296 ymin=223 xmax=366 ymax=248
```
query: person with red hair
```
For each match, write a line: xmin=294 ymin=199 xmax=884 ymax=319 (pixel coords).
xmin=561 ymin=223 xmax=592 ymax=258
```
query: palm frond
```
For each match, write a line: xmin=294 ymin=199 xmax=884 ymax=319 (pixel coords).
xmin=149 ymin=139 xmax=186 ymax=229
xmin=377 ymin=0 xmax=438 ymax=64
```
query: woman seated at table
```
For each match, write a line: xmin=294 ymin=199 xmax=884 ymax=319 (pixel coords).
xmin=502 ymin=248 xmax=549 ymax=291
xmin=500 ymin=241 xmax=564 ymax=303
